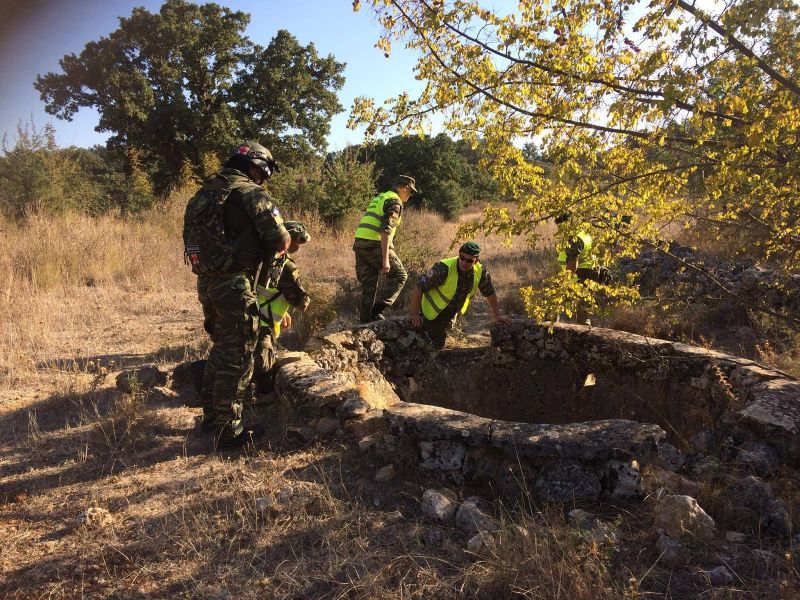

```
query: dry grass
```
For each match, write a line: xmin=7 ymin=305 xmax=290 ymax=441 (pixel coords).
xmin=0 ymin=191 xmax=560 ymax=599
xmin=2 ymin=190 xmax=796 ymax=599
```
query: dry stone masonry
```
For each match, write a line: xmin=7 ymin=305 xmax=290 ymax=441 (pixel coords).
xmin=274 ymin=317 xmax=800 ymax=504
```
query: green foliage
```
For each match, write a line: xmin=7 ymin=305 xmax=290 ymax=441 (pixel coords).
xmin=317 ymin=150 xmax=377 ymax=225
xmin=520 ymin=270 xmax=640 ymax=323
xmin=354 ymin=0 xmax=800 ymax=324
xmin=124 ymin=147 xmax=155 ymax=213
xmin=355 ymin=134 xmax=503 ymax=218
xmin=267 ymin=151 xmax=377 ymax=225
xmin=0 ymin=121 xmax=99 ymax=220
xmin=35 ymin=0 xmax=345 ymax=192
xmin=267 ymin=158 xmax=326 ymax=215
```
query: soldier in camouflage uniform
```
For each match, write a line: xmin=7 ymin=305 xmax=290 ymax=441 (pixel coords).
xmin=409 ymin=242 xmax=510 ymax=349
xmin=353 ymin=175 xmax=417 ymax=323
xmin=253 ymin=221 xmax=311 ymax=393
xmin=190 ymin=142 xmax=290 ymax=450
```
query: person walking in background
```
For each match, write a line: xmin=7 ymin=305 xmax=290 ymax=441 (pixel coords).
xmin=554 ymin=213 xmax=610 ymax=284
xmin=353 ymin=175 xmax=417 ymax=323
xmin=409 ymin=242 xmax=510 ymax=349
xmin=253 ymin=221 xmax=311 ymax=394
xmin=183 ymin=141 xmax=290 ymax=451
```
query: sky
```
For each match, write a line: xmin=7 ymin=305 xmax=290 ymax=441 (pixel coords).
xmin=0 ymin=0 xmax=424 ymax=151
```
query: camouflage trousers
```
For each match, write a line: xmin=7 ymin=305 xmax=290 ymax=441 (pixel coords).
xmin=420 ymin=310 xmax=458 ymax=350
xmin=353 ymin=243 xmax=408 ymax=323
xmin=197 ymin=272 xmax=260 ymax=442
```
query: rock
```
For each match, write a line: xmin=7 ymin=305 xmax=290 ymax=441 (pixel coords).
xmin=276 ymin=486 xmax=293 ymax=506
xmin=115 ymin=366 xmax=168 ymax=393
xmin=738 ymin=380 xmax=800 ymax=458
xmin=422 ymin=527 xmax=444 ymax=547
xmin=466 ymin=532 xmax=496 ymax=552
xmin=490 ymin=419 xmax=665 ymax=463
xmin=751 ymin=549 xmax=778 ymax=576
xmin=421 ymin=489 xmax=458 ymax=522
xmin=419 ymin=441 xmax=466 ymax=471
xmin=535 ymin=460 xmax=601 ymax=502
xmin=385 ymin=402 xmax=491 ymax=445
xmin=656 ymin=534 xmax=688 ymax=569
xmin=656 ymin=442 xmax=686 ymax=472
xmin=255 ymin=496 xmax=277 ymax=514
xmin=567 ymin=509 xmax=620 ymax=546
xmin=456 ymin=497 xmax=500 ymax=533
xmin=384 ymin=510 xmax=403 ymax=523
xmin=312 ymin=417 xmax=340 ymax=436
xmin=727 ymin=476 xmax=792 ymax=538
xmin=567 ymin=509 xmax=594 ymax=529
xmin=725 ymin=531 xmax=747 ymax=543
xmin=286 ymin=426 xmax=315 ymax=443
xmin=692 ymin=456 xmax=721 ymax=478
xmin=345 ymin=409 xmax=386 ymax=438
xmin=642 ymin=465 xmax=701 ymax=497
xmin=605 ymin=460 xmax=643 ymax=498
xmin=703 ymin=566 xmax=733 ymax=587
xmin=734 ymin=442 xmax=779 ymax=476
xmin=690 ymin=430 xmax=717 ymax=454
xmin=374 ymin=464 xmax=396 ymax=482
xmin=653 ymin=495 xmax=716 ymax=541
xmin=336 ymin=397 xmax=370 ymax=420
xmin=358 ymin=434 xmax=380 ymax=453
xmin=255 ymin=487 xmax=295 ymax=515
xmin=76 ymin=507 xmax=113 ymax=529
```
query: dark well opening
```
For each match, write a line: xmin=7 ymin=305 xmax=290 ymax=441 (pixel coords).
xmin=403 ymin=347 xmax=716 ymax=440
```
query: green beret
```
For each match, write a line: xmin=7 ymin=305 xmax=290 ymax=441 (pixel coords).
xmin=459 ymin=241 xmax=481 ymax=256
xmin=284 ymin=221 xmax=310 ymax=242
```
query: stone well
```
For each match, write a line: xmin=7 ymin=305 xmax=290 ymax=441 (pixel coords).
xmin=274 ymin=318 xmax=800 ymax=501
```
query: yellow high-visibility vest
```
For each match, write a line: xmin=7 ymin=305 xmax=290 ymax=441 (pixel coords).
xmin=256 ymin=285 xmax=291 ymax=337
xmin=557 ymin=232 xmax=595 ymax=270
xmin=354 ymin=191 xmax=402 ymax=243
xmin=421 ymin=257 xmax=483 ymax=321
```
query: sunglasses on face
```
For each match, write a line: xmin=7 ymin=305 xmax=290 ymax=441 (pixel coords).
xmin=458 ymin=254 xmax=479 ymax=265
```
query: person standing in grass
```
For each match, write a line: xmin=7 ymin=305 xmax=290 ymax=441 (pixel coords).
xmin=353 ymin=175 xmax=417 ymax=323
xmin=183 ymin=141 xmax=290 ymax=451
xmin=253 ymin=221 xmax=311 ymax=394
xmin=409 ymin=241 xmax=510 ymax=349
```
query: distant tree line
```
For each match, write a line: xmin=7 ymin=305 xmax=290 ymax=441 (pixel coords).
xmin=0 ymin=121 xmax=511 ymax=223
xmin=0 ymin=0 xmax=514 ymax=223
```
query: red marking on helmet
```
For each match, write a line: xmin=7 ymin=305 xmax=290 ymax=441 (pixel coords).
xmin=238 ymin=145 xmax=250 ymax=155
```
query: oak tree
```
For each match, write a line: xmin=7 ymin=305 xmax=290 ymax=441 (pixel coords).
xmin=36 ymin=0 xmax=345 ymax=190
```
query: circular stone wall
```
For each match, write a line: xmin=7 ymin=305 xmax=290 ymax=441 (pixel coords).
xmin=274 ymin=317 xmax=800 ymax=501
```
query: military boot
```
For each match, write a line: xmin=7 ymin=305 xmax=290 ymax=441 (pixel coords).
xmin=371 ymin=300 xmax=390 ymax=321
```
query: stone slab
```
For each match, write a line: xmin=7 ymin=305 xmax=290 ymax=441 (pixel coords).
xmin=384 ymin=402 xmax=492 ymax=446
xmin=489 ymin=419 xmax=665 ymax=462
xmin=737 ymin=379 xmax=800 ymax=455
xmin=276 ymin=357 xmax=360 ymax=409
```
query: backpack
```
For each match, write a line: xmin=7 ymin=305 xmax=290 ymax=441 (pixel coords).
xmin=183 ymin=175 xmax=238 ymax=275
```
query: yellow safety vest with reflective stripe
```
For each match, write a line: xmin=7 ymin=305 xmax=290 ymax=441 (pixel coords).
xmin=256 ymin=285 xmax=291 ymax=338
xmin=354 ymin=191 xmax=402 ymax=242
xmin=557 ymin=232 xmax=595 ymax=270
xmin=421 ymin=257 xmax=483 ymax=321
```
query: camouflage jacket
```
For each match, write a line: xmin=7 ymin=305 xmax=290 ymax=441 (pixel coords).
xmin=220 ymin=168 xmax=290 ymax=272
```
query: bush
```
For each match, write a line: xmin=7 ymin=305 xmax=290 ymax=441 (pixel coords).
xmin=318 ymin=149 xmax=376 ymax=225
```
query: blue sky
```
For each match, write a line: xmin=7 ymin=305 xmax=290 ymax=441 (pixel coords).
xmin=0 ymin=0 xmax=423 ymax=151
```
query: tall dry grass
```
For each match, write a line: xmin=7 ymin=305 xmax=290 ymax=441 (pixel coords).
xmin=0 ymin=188 xmax=197 ymax=388
xmin=0 ymin=188 xmax=556 ymax=387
